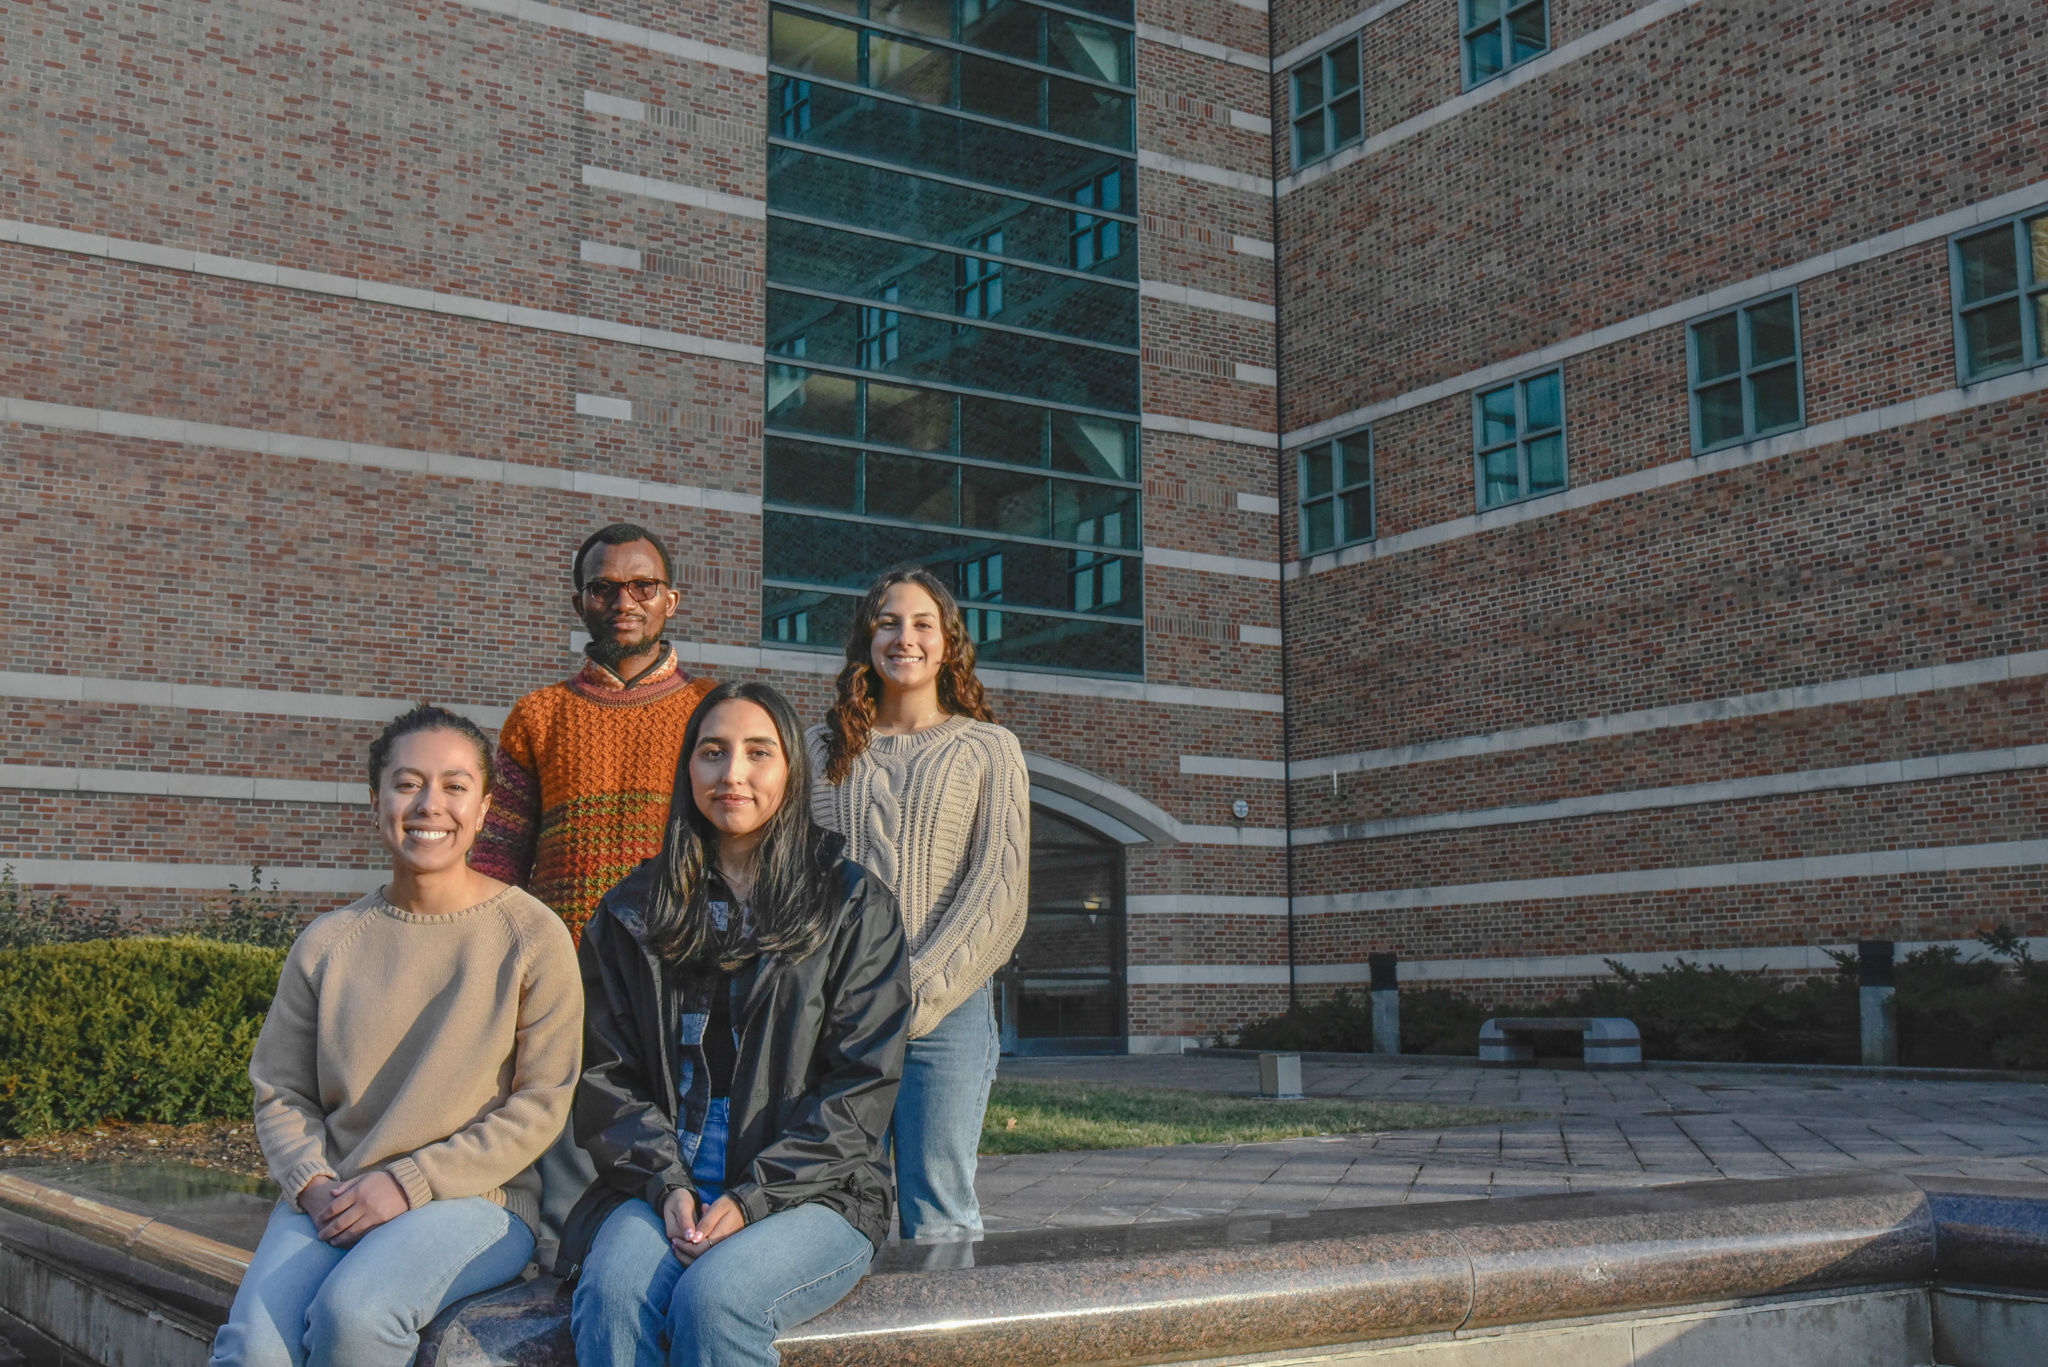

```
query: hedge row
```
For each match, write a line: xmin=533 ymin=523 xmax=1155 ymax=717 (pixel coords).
xmin=0 ymin=938 xmax=286 ymax=1139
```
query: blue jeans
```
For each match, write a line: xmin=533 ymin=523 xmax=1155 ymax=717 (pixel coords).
xmin=570 ymin=1199 xmax=874 ymax=1367
xmin=209 ymin=1195 xmax=533 ymax=1367
xmin=893 ymin=983 xmax=998 ymax=1240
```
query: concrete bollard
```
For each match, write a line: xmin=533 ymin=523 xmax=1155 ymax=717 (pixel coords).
xmin=1258 ymin=1052 xmax=1303 ymax=1099
xmin=1859 ymin=939 xmax=1897 ymax=1067
xmin=1369 ymin=952 xmax=1400 ymax=1056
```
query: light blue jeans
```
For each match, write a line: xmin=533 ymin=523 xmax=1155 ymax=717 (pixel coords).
xmin=208 ymin=1194 xmax=533 ymax=1367
xmin=893 ymin=983 xmax=998 ymax=1240
xmin=570 ymin=1198 xmax=874 ymax=1367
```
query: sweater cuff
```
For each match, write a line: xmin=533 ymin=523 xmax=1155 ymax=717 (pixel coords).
xmin=387 ymin=1157 xmax=435 ymax=1211
xmin=281 ymin=1160 xmax=337 ymax=1211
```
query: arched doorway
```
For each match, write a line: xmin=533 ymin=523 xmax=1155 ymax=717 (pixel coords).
xmin=996 ymin=805 xmax=1126 ymax=1055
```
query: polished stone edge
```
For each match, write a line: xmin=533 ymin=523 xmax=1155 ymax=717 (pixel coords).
xmin=1193 ymin=1046 xmax=2048 ymax=1084
xmin=0 ymin=1172 xmax=250 ymax=1292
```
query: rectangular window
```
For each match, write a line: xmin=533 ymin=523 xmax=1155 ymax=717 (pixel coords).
xmin=1289 ymin=38 xmax=1363 ymax=168
xmin=1069 ymin=170 xmax=1123 ymax=269
xmin=960 ymin=552 xmax=1004 ymax=642
xmin=857 ymin=284 xmax=901 ymax=369
xmin=1689 ymin=293 xmax=1803 ymax=451
xmin=770 ymin=608 xmax=810 ymax=643
xmin=777 ymin=78 xmax=812 ymax=137
xmin=1462 ymin=0 xmax=1548 ymax=88
xmin=1071 ymin=511 xmax=1124 ymax=611
xmin=957 ymin=230 xmax=1005 ymax=319
xmin=1952 ymin=210 xmax=2048 ymax=379
xmin=1299 ymin=430 xmax=1373 ymax=553
xmin=1473 ymin=368 xmax=1565 ymax=509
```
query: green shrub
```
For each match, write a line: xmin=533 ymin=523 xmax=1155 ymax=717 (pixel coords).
xmin=187 ymin=866 xmax=306 ymax=949
xmin=1233 ymin=986 xmax=1489 ymax=1056
xmin=1544 ymin=960 xmax=1857 ymax=1064
xmin=0 ymin=866 xmax=130 ymax=948
xmin=0 ymin=937 xmax=286 ymax=1138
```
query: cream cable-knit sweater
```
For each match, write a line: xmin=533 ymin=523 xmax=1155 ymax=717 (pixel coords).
xmin=807 ymin=716 xmax=1030 ymax=1038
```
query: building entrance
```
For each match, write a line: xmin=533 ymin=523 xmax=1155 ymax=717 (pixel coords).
xmin=997 ymin=805 xmax=1126 ymax=1055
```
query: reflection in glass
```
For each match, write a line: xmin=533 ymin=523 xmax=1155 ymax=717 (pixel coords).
xmin=764 ymin=438 xmax=859 ymax=510
xmin=772 ymin=12 xmax=858 ymax=81
xmin=1047 ymin=16 xmax=1128 ymax=83
xmin=866 ymin=452 xmax=958 ymax=524
xmin=869 ymin=35 xmax=951 ymax=103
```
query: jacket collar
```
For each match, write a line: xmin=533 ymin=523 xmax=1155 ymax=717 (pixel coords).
xmin=578 ymin=641 xmax=679 ymax=691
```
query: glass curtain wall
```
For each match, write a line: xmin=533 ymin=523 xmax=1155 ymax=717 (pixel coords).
xmin=763 ymin=0 xmax=1143 ymax=675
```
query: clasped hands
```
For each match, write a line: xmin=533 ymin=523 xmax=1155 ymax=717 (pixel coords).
xmin=661 ymin=1187 xmax=745 ymax=1265
xmin=299 ymin=1172 xmax=409 ymax=1248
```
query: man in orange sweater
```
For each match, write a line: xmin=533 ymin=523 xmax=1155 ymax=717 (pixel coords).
xmin=472 ymin=522 xmax=716 ymax=1245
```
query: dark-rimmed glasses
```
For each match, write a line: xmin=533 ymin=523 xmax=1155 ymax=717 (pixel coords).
xmin=580 ymin=578 xmax=671 ymax=606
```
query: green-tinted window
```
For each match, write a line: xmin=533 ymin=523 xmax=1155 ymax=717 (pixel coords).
xmin=1473 ymin=369 xmax=1565 ymax=509
xmin=1462 ymin=0 xmax=1547 ymax=88
xmin=1289 ymin=38 xmax=1362 ymax=168
xmin=1952 ymin=211 xmax=2048 ymax=379
xmin=1298 ymin=431 xmax=1373 ymax=554
xmin=1688 ymin=293 xmax=1803 ymax=451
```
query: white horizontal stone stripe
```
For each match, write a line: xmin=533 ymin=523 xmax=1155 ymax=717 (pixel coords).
xmin=1279 ymin=0 xmax=1707 ymax=197
xmin=1134 ymin=22 xmax=1270 ymax=73
xmin=580 ymin=165 xmax=767 ymax=222
xmin=1141 ymin=412 xmax=1279 ymax=449
xmin=1294 ymin=647 xmax=2048 ymax=779
xmin=1295 ymin=838 xmax=2048 ymax=915
xmin=1274 ymin=0 xmax=1425 ymax=72
xmin=1 ymin=860 xmax=383 ymax=893
xmin=0 ymin=216 xmax=762 ymax=365
xmin=1294 ymin=744 xmax=2048 ymax=845
xmin=1228 ymin=109 xmax=1272 ymax=135
xmin=0 ymin=765 xmax=369 ymax=805
xmin=1237 ymin=624 xmax=1283 ymax=647
xmin=1137 ymin=149 xmax=1273 ymax=197
xmin=1179 ymin=755 xmax=1287 ymax=780
xmin=1287 ymin=175 xmax=2048 ymax=449
xmin=0 ymin=397 xmax=764 ymax=517
xmin=1138 ymin=279 xmax=1277 ymax=323
xmin=575 ymin=393 xmax=635 ymax=420
xmin=448 ymin=0 xmax=766 ymax=74
xmin=1128 ymin=964 xmax=1290 ymax=985
xmin=1289 ymin=362 xmax=2048 ymax=580
xmin=1144 ymin=546 xmax=1281 ymax=581
xmin=1231 ymin=235 xmax=1275 ymax=260
xmin=580 ymin=241 xmax=643 ymax=269
xmin=0 ymin=670 xmax=510 ymax=728
xmin=1295 ymin=937 xmax=2048 ymax=985
xmin=1128 ymin=895 xmax=1290 ymax=917
xmin=1234 ymin=363 xmax=1278 ymax=386
xmin=1237 ymin=492 xmax=1281 ymax=515
xmin=1230 ymin=0 xmax=1268 ymax=13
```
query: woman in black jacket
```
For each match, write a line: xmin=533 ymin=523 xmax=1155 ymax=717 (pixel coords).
xmin=562 ymin=681 xmax=912 ymax=1367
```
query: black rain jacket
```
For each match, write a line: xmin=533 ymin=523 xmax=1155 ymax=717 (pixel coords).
xmin=554 ymin=839 xmax=911 ymax=1278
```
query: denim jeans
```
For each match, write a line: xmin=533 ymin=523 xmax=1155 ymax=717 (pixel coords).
xmin=892 ymin=982 xmax=998 ymax=1240
xmin=209 ymin=1195 xmax=533 ymax=1367
xmin=570 ymin=1198 xmax=874 ymax=1367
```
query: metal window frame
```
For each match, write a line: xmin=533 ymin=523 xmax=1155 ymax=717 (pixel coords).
xmin=1460 ymin=0 xmax=1550 ymax=91
xmin=1687 ymin=289 xmax=1805 ymax=454
xmin=1297 ymin=426 xmax=1375 ymax=555
xmin=1067 ymin=167 xmax=1124 ymax=269
xmin=1471 ymin=365 xmax=1567 ymax=511
xmin=1288 ymin=37 xmax=1364 ymax=170
xmin=1948 ymin=208 xmax=2048 ymax=384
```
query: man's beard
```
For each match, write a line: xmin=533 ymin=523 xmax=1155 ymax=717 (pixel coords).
xmin=587 ymin=631 xmax=664 ymax=671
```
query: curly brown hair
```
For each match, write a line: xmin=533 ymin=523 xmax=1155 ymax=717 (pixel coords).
xmin=822 ymin=567 xmax=995 ymax=785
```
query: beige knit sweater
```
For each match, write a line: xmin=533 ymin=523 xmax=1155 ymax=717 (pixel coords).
xmin=808 ymin=717 xmax=1030 ymax=1038
xmin=248 ymin=885 xmax=583 ymax=1235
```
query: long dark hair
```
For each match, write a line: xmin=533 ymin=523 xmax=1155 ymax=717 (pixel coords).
xmin=822 ymin=567 xmax=995 ymax=785
xmin=644 ymin=681 xmax=837 ymax=969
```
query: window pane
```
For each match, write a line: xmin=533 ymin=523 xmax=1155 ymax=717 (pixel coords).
xmin=865 ymin=452 xmax=959 ymax=523
xmin=1693 ymin=313 xmax=1740 ymax=382
xmin=1526 ymin=434 xmax=1565 ymax=493
xmin=1050 ymin=412 xmax=1134 ymax=478
xmin=1523 ymin=370 xmax=1561 ymax=430
xmin=1508 ymin=3 xmax=1546 ymax=61
xmin=1340 ymin=487 xmax=1373 ymax=542
xmin=1049 ymin=479 xmax=1136 ymax=542
xmin=866 ymin=382 xmax=954 ymax=450
xmin=2030 ymin=215 xmax=2048 ymax=286
xmin=869 ymin=35 xmax=952 ymax=103
xmin=1465 ymin=0 xmax=1503 ymax=28
xmin=764 ymin=438 xmax=860 ymax=510
xmin=767 ymin=366 xmax=860 ymax=436
xmin=1467 ymin=30 xmax=1503 ymax=80
xmin=1049 ymin=79 xmax=1133 ymax=149
xmin=962 ymin=394 xmax=1048 ymax=464
xmin=1963 ymin=301 xmax=2025 ymax=376
xmin=1481 ymin=446 xmax=1519 ymax=506
xmin=1697 ymin=377 xmax=1744 ymax=447
xmin=869 ymin=0 xmax=951 ymax=38
xmin=1336 ymin=439 xmax=1369 ymax=490
xmin=1330 ymin=92 xmax=1362 ymax=148
xmin=763 ymin=585 xmax=856 ymax=650
xmin=962 ymin=465 xmax=1049 ymax=535
xmin=1479 ymin=385 xmax=1517 ymax=445
xmin=1291 ymin=61 xmax=1324 ymax=115
xmin=1747 ymin=297 xmax=1797 ymax=367
xmin=1750 ymin=364 xmax=1801 ymax=434
xmin=1047 ymin=16 xmax=1128 ymax=84
xmin=1294 ymin=114 xmax=1324 ymax=163
xmin=773 ymin=12 xmax=861 ymax=82
xmin=1303 ymin=498 xmax=1335 ymax=552
xmin=962 ymin=0 xmax=1041 ymax=61
xmin=1328 ymin=42 xmax=1360 ymax=95
xmin=1302 ymin=443 xmax=1334 ymax=497
xmin=1958 ymin=225 xmax=2018 ymax=304
xmin=959 ymin=53 xmax=1041 ymax=127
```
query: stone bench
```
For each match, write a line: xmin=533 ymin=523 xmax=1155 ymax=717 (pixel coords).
xmin=1479 ymin=1015 xmax=1642 ymax=1069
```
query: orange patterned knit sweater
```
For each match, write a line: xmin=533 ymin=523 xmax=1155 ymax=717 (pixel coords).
xmin=472 ymin=646 xmax=715 ymax=941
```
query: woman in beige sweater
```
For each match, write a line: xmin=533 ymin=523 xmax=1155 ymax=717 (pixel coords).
xmin=809 ymin=568 xmax=1030 ymax=1241
xmin=210 ymin=705 xmax=583 ymax=1367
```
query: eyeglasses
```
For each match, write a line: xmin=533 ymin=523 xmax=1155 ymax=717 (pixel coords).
xmin=580 ymin=578 xmax=671 ymax=606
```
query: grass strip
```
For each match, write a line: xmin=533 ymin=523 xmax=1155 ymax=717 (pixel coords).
xmin=980 ymin=1079 xmax=1530 ymax=1155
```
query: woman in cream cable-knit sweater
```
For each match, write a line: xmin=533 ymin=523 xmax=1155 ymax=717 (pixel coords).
xmin=809 ymin=568 xmax=1029 ymax=1241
